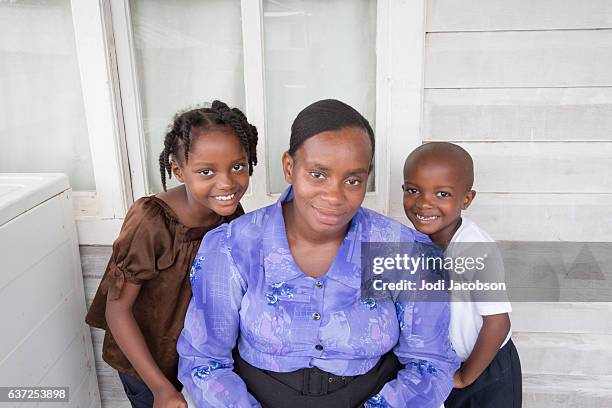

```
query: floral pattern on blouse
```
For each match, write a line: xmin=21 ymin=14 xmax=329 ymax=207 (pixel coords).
xmin=177 ymin=187 xmax=459 ymax=407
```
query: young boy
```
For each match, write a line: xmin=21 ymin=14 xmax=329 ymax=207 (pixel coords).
xmin=402 ymin=142 xmax=522 ymax=408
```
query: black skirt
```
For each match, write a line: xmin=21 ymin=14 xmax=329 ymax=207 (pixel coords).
xmin=234 ymin=351 xmax=401 ymax=408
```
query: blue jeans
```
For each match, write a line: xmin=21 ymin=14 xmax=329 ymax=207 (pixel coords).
xmin=118 ymin=372 xmax=154 ymax=408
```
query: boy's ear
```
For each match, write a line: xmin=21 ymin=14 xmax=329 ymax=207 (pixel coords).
xmin=171 ymin=159 xmax=185 ymax=183
xmin=462 ymin=190 xmax=476 ymax=210
xmin=282 ymin=152 xmax=294 ymax=184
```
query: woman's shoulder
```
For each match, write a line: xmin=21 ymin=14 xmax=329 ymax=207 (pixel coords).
xmin=358 ymin=207 xmax=431 ymax=243
xmin=202 ymin=203 xmax=273 ymax=248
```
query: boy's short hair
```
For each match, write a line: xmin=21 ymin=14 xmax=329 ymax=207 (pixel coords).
xmin=403 ymin=142 xmax=474 ymax=191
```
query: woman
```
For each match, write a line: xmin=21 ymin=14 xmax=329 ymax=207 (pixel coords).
xmin=177 ymin=100 xmax=458 ymax=407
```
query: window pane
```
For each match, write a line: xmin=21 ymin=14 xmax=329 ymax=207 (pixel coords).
xmin=130 ymin=0 xmax=245 ymax=193
xmin=0 ymin=0 xmax=95 ymax=190
xmin=263 ymin=0 xmax=377 ymax=193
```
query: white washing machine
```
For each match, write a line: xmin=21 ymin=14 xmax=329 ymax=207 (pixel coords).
xmin=0 ymin=174 xmax=101 ymax=407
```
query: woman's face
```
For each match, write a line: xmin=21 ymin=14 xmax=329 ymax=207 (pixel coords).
xmin=282 ymin=127 xmax=372 ymax=237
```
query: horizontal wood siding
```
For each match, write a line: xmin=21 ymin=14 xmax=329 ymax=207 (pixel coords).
xmin=424 ymin=88 xmax=612 ymax=141
xmin=425 ymin=30 xmax=612 ymax=88
xmin=427 ymin=0 xmax=612 ymax=32
xmin=424 ymin=2 xmax=612 ymax=405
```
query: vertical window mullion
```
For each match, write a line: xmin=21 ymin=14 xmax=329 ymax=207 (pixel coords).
xmin=240 ymin=0 xmax=275 ymax=209
xmin=71 ymin=0 xmax=131 ymax=219
xmin=364 ymin=0 xmax=391 ymax=214
xmin=385 ymin=0 xmax=427 ymax=220
xmin=109 ymin=0 xmax=149 ymax=201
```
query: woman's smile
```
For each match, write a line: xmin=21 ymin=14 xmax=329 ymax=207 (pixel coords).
xmin=312 ymin=205 xmax=347 ymax=225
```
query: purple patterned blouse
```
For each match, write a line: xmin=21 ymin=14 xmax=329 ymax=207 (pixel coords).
xmin=177 ymin=187 xmax=458 ymax=407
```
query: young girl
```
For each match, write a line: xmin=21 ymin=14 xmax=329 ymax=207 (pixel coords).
xmin=86 ymin=101 xmax=258 ymax=408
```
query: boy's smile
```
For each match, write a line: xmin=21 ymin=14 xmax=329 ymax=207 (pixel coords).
xmin=403 ymin=152 xmax=475 ymax=245
xmin=415 ymin=213 xmax=440 ymax=222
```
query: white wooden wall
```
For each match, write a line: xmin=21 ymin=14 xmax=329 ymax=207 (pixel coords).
xmin=423 ymin=0 xmax=612 ymax=242
xmin=77 ymin=1 xmax=612 ymax=407
xmin=424 ymin=2 xmax=612 ymax=406
xmin=0 ymin=191 xmax=100 ymax=408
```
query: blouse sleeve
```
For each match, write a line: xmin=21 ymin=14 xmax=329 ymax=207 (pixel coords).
xmin=370 ymin=242 xmax=460 ymax=408
xmin=177 ymin=225 xmax=261 ymax=408
xmin=103 ymin=198 xmax=173 ymax=300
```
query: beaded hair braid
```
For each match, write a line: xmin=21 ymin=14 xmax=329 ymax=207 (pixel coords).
xmin=158 ymin=100 xmax=258 ymax=191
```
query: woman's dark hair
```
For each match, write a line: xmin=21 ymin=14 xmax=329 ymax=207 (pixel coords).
xmin=288 ymin=99 xmax=375 ymax=158
xmin=159 ymin=100 xmax=258 ymax=191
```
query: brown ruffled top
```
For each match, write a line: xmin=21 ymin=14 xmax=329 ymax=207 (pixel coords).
xmin=85 ymin=196 xmax=243 ymax=390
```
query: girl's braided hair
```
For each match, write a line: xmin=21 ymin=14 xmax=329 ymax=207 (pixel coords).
xmin=158 ymin=100 xmax=258 ymax=191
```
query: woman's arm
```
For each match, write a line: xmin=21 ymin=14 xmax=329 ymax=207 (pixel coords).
xmin=106 ymin=282 xmax=187 ymax=408
xmin=454 ymin=313 xmax=510 ymax=388
xmin=177 ymin=226 xmax=261 ymax=408
xmin=369 ymin=299 xmax=459 ymax=408
xmin=367 ymin=241 xmax=460 ymax=408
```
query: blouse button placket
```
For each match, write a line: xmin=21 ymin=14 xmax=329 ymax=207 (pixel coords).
xmin=310 ymin=277 xmax=325 ymax=353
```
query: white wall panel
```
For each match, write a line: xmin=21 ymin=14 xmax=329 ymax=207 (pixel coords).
xmin=514 ymin=331 xmax=612 ymax=376
xmin=0 ymin=193 xmax=69 ymax=289
xmin=511 ymin=302 xmax=612 ymax=334
xmin=456 ymin=142 xmax=612 ymax=194
xmin=0 ymin=184 xmax=100 ymax=405
xmin=38 ymin=334 xmax=91 ymax=389
xmin=426 ymin=30 xmax=612 ymax=88
xmin=0 ymin=242 xmax=75 ymax=362
xmin=0 ymin=287 xmax=82 ymax=384
xmin=464 ymin=193 xmax=612 ymax=241
xmin=69 ymin=374 xmax=102 ymax=408
xmin=424 ymin=88 xmax=612 ymax=141
xmin=423 ymin=2 xmax=612 ymax=405
xmin=427 ymin=0 xmax=612 ymax=32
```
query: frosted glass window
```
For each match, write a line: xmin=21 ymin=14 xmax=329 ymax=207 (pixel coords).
xmin=130 ymin=0 xmax=245 ymax=193
xmin=0 ymin=0 xmax=95 ymax=191
xmin=263 ymin=0 xmax=377 ymax=193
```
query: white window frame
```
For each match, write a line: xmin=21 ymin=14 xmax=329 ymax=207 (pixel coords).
xmin=384 ymin=0 xmax=427 ymax=221
xmin=71 ymin=0 xmax=131 ymax=244
xmin=69 ymin=0 xmax=426 ymax=244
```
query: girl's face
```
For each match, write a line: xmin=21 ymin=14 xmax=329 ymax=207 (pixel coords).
xmin=173 ymin=127 xmax=249 ymax=217
xmin=282 ymin=127 xmax=372 ymax=238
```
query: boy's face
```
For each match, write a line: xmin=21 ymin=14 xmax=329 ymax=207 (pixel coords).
xmin=402 ymin=157 xmax=475 ymax=245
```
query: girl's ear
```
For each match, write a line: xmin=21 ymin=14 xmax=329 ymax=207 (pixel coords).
xmin=462 ymin=190 xmax=476 ymax=210
xmin=171 ymin=158 xmax=185 ymax=183
xmin=282 ymin=152 xmax=294 ymax=184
